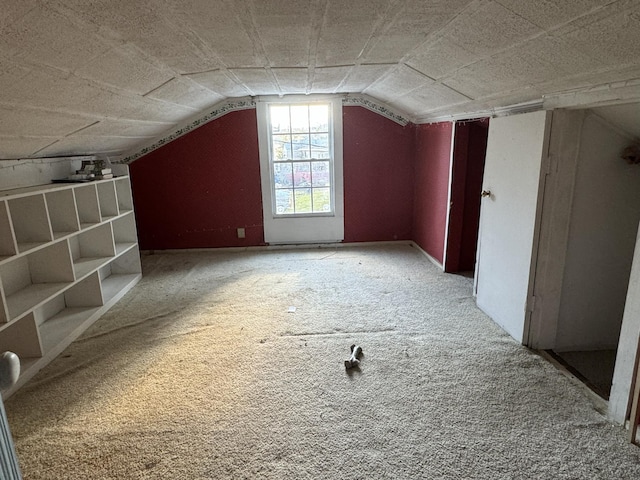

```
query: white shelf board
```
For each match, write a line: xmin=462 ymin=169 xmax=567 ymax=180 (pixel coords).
xmin=80 ymin=222 xmax=100 ymax=230
xmin=17 ymin=241 xmax=48 ymax=254
xmin=0 ymin=181 xmax=87 ymax=199
xmin=18 ymin=356 xmax=40 ymax=368
xmin=73 ymin=256 xmax=113 ymax=280
xmin=6 ymin=282 xmax=72 ymax=321
xmin=53 ymin=231 xmax=75 ymax=240
xmin=39 ymin=306 xmax=101 ymax=354
xmin=115 ymin=242 xmax=137 ymax=256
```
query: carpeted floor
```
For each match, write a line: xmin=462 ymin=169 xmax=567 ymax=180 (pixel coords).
xmin=5 ymin=243 xmax=640 ymax=479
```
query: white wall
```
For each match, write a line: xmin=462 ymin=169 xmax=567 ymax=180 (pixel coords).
xmin=555 ymin=113 xmax=640 ymax=351
xmin=0 ymin=157 xmax=87 ymax=191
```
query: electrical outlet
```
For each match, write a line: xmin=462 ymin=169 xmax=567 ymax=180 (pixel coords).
xmin=237 ymin=227 xmax=245 ymax=239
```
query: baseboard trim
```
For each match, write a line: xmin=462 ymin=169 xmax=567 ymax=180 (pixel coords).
xmin=408 ymin=242 xmax=444 ymax=270
xmin=141 ymin=240 xmax=416 ymax=255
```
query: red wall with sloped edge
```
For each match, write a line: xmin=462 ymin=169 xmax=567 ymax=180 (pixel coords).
xmin=342 ymin=106 xmax=415 ymax=242
xmin=130 ymin=106 xmax=417 ymax=250
xmin=129 ymin=109 xmax=265 ymax=250
xmin=412 ymin=122 xmax=453 ymax=264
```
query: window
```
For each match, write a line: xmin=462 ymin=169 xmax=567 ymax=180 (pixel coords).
xmin=257 ymin=96 xmax=344 ymax=244
xmin=268 ymin=103 xmax=334 ymax=215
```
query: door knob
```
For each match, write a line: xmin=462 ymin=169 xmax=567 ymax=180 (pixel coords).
xmin=481 ymin=190 xmax=491 ymax=198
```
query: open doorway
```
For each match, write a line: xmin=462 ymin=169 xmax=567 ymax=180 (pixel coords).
xmin=536 ymin=103 xmax=640 ymax=400
xmin=444 ymin=118 xmax=489 ymax=275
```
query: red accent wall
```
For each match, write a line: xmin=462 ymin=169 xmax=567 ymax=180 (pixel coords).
xmin=129 ymin=109 xmax=265 ymax=249
xmin=412 ymin=122 xmax=454 ymax=264
xmin=130 ymin=106 xmax=417 ymax=249
xmin=342 ymin=106 xmax=415 ymax=242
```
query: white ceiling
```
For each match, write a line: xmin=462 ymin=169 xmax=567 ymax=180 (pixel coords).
xmin=1 ymin=0 xmax=640 ymax=161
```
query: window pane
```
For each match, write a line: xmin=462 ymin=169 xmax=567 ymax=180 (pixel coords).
xmin=309 ymin=105 xmax=329 ymax=132
xmin=292 ymin=134 xmax=310 ymax=159
xmin=294 ymin=188 xmax=312 ymax=213
xmin=293 ymin=162 xmax=311 ymax=187
xmin=312 ymin=187 xmax=331 ymax=213
xmin=310 ymin=134 xmax=329 ymax=159
xmin=275 ymin=189 xmax=293 ymax=214
xmin=290 ymin=105 xmax=309 ymax=133
xmin=270 ymin=106 xmax=290 ymax=133
xmin=272 ymin=134 xmax=291 ymax=160
xmin=311 ymin=161 xmax=330 ymax=187
xmin=274 ymin=163 xmax=293 ymax=188
xmin=268 ymin=102 xmax=334 ymax=217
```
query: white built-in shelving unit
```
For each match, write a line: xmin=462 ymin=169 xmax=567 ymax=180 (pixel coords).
xmin=0 ymin=176 xmax=142 ymax=398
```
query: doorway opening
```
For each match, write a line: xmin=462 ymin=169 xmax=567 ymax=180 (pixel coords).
xmin=534 ymin=104 xmax=640 ymax=401
xmin=444 ymin=118 xmax=489 ymax=276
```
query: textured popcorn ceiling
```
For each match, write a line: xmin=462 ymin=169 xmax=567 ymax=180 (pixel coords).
xmin=0 ymin=0 xmax=639 ymax=160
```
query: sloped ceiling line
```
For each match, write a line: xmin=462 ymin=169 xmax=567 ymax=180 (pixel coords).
xmin=119 ymin=97 xmax=257 ymax=164
xmin=118 ymin=94 xmax=411 ymax=164
xmin=342 ymin=95 xmax=411 ymax=125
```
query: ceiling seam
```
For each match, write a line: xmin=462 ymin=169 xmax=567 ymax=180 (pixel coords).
xmin=306 ymin=0 xmax=330 ymax=94
xmin=47 ymin=1 xmax=232 ymax=112
xmin=425 ymin=0 xmax=640 ymax=87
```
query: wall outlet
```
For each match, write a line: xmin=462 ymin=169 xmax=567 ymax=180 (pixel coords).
xmin=237 ymin=227 xmax=245 ymax=239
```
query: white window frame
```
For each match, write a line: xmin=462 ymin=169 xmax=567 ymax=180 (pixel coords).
xmin=257 ymin=95 xmax=344 ymax=244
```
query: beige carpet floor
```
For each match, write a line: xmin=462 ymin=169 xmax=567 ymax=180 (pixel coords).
xmin=5 ymin=243 xmax=640 ymax=479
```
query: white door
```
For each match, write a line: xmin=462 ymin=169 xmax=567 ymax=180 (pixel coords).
xmin=474 ymin=111 xmax=551 ymax=343
xmin=257 ymin=96 xmax=344 ymax=244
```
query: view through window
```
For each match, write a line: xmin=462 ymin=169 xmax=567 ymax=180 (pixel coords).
xmin=269 ymin=103 xmax=332 ymax=215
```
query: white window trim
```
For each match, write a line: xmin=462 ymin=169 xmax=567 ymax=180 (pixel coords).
xmin=257 ymin=95 xmax=344 ymax=244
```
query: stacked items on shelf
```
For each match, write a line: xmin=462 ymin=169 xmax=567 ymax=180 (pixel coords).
xmin=0 ymin=176 xmax=141 ymax=398
xmin=62 ymin=160 xmax=114 ymax=182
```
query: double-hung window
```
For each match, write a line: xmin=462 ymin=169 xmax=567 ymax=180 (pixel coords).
xmin=257 ymin=96 xmax=344 ymax=244
xmin=268 ymin=103 xmax=333 ymax=215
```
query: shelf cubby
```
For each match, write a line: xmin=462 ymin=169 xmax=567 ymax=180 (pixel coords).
xmin=0 ymin=313 xmax=42 ymax=359
xmin=0 ymin=200 xmax=17 ymax=261
xmin=74 ymin=184 xmax=101 ymax=229
xmin=45 ymin=189 xmax=80 ymax=240
xmin=97 ymin=181 xmax=119 ymax=220
xmin=114 ymin=177 xmax=134 ymax=212
xmin=37 ymin=273 xmax=103 ymax=354
xmin=69 ymin=223 xmax=116 ymax=280
xmin=99 ymin=246 xmax=142 ymax=305
xmin=7 ymin=194 xmax=53 ymax=253
xmin=0 ymin=241 xmax=75 ymax=322
xmin=113 ymin=212 xmax=138 ymax=254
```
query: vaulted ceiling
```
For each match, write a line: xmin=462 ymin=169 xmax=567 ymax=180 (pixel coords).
xmin=1 ymin=0 xmax=639 ymax=161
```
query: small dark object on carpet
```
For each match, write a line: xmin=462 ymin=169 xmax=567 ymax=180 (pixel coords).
xmin=345 ymin=344 xmax=363 ymax=369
